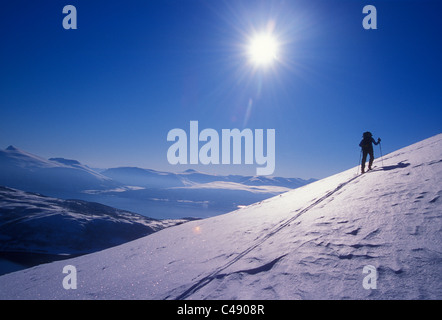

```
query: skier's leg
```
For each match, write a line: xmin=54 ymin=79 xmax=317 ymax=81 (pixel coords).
xmin=361 ymin=150 xmax=368 ymax=173
xmin=368 ymin=150 xmax=374 ymax=170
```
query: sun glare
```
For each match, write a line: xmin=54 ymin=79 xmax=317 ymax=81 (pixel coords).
xmin=248 ymin=33 xmax=279 ymax=66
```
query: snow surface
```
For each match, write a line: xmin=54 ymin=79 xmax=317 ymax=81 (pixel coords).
xmin=169 ymin=181 xmax=292 ymax=194
xmin=0 ymin=186 xmax=189 ymax=256
xmin=0 ymin=134 xmax=441 ymax=299
xmin=0 ymin=146 xmax=119 ymax=197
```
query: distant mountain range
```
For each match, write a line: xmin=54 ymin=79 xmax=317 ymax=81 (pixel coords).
xmin=101 ymin=167 xmax=315 ymax=189
xmin=0 ymin=145 xmax=316 ymax=219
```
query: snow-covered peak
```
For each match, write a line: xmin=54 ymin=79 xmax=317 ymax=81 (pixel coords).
xmin=0 ymin=146 xmax=120 ymax=195
xmin=1 ymin=145 xmax=61 ymax=169
xmin=5 ymin=145 xmax=19 ymax=151
xmin=0 ymin=134 xmax=441 ymax=299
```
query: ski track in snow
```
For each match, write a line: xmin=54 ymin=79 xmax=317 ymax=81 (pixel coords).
xmin=173 ymin=174 xmax=361 ymax=299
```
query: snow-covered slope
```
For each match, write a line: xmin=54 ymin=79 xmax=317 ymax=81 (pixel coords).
xmin=0 ymin=134 xmax=440 ymax=299
xmin=170 ymin=181 xmax=291 ymax=194
xmin=0 ymin=186 xmax=189 ymax=255
xmin=0 ymin=146 xmax=120 ymax=197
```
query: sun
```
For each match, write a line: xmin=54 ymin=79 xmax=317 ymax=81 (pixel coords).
xmin=248 ymin=33 xmax=279 ymax=66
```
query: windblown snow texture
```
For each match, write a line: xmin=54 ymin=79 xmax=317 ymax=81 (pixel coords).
xmin=0 ymin=134 xmax=441 ymax=299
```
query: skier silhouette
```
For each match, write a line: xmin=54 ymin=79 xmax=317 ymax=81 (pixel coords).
xmin=359 ymin=131 xmax=381 ymax=173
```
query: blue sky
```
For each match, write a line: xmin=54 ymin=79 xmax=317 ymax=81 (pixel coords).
xmin=0 ymin=0 xmax=441 ymax=179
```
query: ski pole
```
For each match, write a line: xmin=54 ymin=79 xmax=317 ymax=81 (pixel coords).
xmin=357 ymin=149 xmax=362 ymax=175
xmin=379 ymin=141 xmax=384 ymax=167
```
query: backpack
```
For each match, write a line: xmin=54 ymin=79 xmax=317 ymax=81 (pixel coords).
xmin=363 ymin=131 xmax=373 ymax=139
xmin=360 ymin=131 xmax=373 ymax=149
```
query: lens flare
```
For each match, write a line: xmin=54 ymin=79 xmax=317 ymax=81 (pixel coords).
xmin=192 ymin=226 xmax=202 ymax=234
